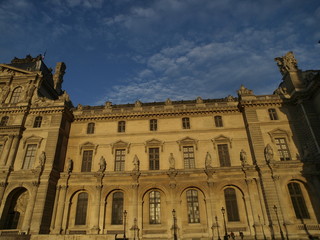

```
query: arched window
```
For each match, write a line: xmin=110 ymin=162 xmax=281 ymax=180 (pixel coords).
xmin=10 ymin=87 xmax=22 ymax=104
xmin=288 ymin=182 xmax=310 ymax=219
xmin=149 ymin=191 xmax=161 ymax=224
xmin=214 ymin=116 xmax=223 ymax=127
xmin=33 ymin=116 xmax=42 ymax=128
xmin=112 ymin=192 xmax=124 ymax=224
xmin=87 ymin=122 xmax=95 ymax=134
xmin=186 ymin=189 xmax=200 ymax=223
xmin=0 ymin=116 xmax=9 ymax=126
xmin=224 ymin=188 xmax=240 ymax=221
xmin=75 ymin=192 xmax=88 ymax=225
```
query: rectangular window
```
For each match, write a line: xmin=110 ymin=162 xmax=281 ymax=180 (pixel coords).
xmin=33 ymin=116 xmax=42 ymax=128
xmin=150 ymin=119 xmax=157 ymax=131
xmin=112 ymin=192 xmax=124 ymax=225
xmin=214 ymin=116 xmax=223 ymax=127
xmin=114 ymin=149 xmax=125 ymax=171
xmin=118 ymin=121 xmax=125 ymax=132
xmin=149 ymin=191 xmax=161 ymax=224
xmin=183 ymin=146 xmax=195 ymax=169
xmin=182 ymin=117 xmax=190 ymax=129
xmin=23 ymin=144 xmax=37 ymax=169
xmin=81 ymin=150 xmax=93 ymax=172
xmin=268 ymin=108 xmax=278 ymax=120
xmin=149 ymin=148 xmax=159 ymax=170
xmin=218 ymin=144 xmax=231 ymax=167
xmin=87 ymin=122 xmax=95 ymax=134
xmin=187 ymin=190 xmax=200 ymax=223
xmin=275 ymin=138 xmax=291 ymax=161
xmin=75 ymin=192 xmax=88 ymax=225
xmin=225 ymin=188 xmax=240 ymax=221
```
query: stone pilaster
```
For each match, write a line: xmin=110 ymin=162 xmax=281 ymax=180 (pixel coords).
xmin=0 ymin=135 xmax=13 ymax=166
xmin=52 ymin=185 xmax=67 ymax=234
xmin=6 ymin=135 xmax=20 ymax=168
xmin=90 ymin=185 xmax=102 ymax=234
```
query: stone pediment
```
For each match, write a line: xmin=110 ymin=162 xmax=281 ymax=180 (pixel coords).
xmin=145 ymin=138 xmax=163 ymax=152
xmin=23 ymin=135 xmax=43 ymax=148
xmin=0 ymin=64 xmax=34 ymax=76
xmin=111 ymin=140 xmax=130 ymax=153
xmin=79 ymin=141 xmax=99 ymax=154
xmin=268 ymin=128 xmax=290 ymax=142
xmin=211 ymin=134 xmax=232 ymax=148
xmin=177 ymin=136 xmax=198 ymax=150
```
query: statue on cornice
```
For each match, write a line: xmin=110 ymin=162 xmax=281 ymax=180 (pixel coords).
xmin=240 ymin=149 xmax=247 ymax=166
xmin=264 ymin=144 xmax=274 ymax=163
xmin=205 ymin=152 xmax=213 ymax=169
xmin=196 ymin=97 xmax=203 ymax=104
xmin=169 ymin=153 xmax=175 ymax=169
xmin=135 ymin=100 xmax=142 ymax=107
xmin=274 ymin=51 xmax=298 ymax=76
xmin=11 ymin=54 xmax=42 ymax=64
xmin=133 ymin=155 xmax=140 ymax=171
xmin=226 ymin=95 xmax=235 ymax=101
xmin=237 ymin=85 xmax=253 ymax=96
xmin=98 ymin=156 xmax=106 ymax=172
xmin=165 ymin=98 xmax=172 ymax=105
xmin=105 ymin=101 xmax=112 ymax=108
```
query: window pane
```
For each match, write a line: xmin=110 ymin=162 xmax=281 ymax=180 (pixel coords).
xmin=75 ymin=192 xmax=88 ymax=225
xmin=214 ymin=116 xmax=223 ymax=127
xmin=118 ymin=121 xmax=125 ymax=132
xmin=268 ymin=108 xmax=278 ymax=120
xmin=23 ymin=144 xmax=37 ymax=169
xmin=149 ymin=191 xmax=161 ymax=224
xmin=275 ymin=138 xmax=291 ymax=161
xmin=182 ymin=117 xmax=190 ymax=129
xmin=218 ymin=144 xmax=231 ymax=167
xmin=187 ymin=190 xmax=200 ymax=223
xmin=33 ymin=116 xmax=42 ymax=128
xmin=183 ymin=146 xmax=195 ymax=169
xmin=10 ymin=87 xmax=22 ymax=104
xmin=81 ymin=150 xmax=93 ymax=172
xmin=112 ymin=192 xmax=124 ymax=224
xmin=288 ymin=183 xmax=310 ymax=219
xmin=87 ymin=122 xmax=95 ymax=134
xmin=150 ymin=119 xmax=157 ymax=131
xmin=224 ymin=188 xmax=240 ymax=221
xmin=115 ymin=149 xmax=125 ymax=171
xmin=149 ymin=148 xmax=159 ymax=170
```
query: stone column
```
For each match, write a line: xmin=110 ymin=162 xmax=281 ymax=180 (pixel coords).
xmin=21 ymin=181 xmax=39 ymax=234
xmin=0 ymin=182 xmax=7 ymax=204
xmin=53 ymin=185 xmax=67 ymax=234
xmin=91 ymin=185 xmax=102 ymax=234
xmin=50 ymin=186 xmax=61 ymax=232
xmin=0 ymin=135 xmax=13 ymax=166
xmin=6 ymin=135 xmax=20 ymax=168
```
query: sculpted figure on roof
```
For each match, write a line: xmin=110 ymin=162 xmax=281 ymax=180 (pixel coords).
xmin=275 ymin=51 xmax=298 ymax=75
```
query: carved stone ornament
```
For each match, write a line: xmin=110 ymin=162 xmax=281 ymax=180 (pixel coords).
xmin=132 ymin=154 xmax=140 ymax=171
xmin=240 ymin=149 xmax=247 ymax=166
xmin=105 ymin=101 xmax=112 ymax=108
xmin=38 ymin=151 xmax=46 ymax=169
xmin=165 ymin=98 xmax=172 ymax=105
xmin=98 ymin=156 xmax=106 ymax=172
xmin=67 ymin=158 xmax=73 ymax=174
xmin=237 ymin=85 xmax=253 ymax=96
xmin=225 ymin=95 xmax=235 ymax=101
xmin=135 ymin=100 xmax=142 ymax=107
xmin=264 ymin=144 xmax=274 ymax=164
xmin=196 ymin=97 xmax=203 ymax=104
xmin=274 ymin=51 xmax=298 ymax=76
xmin=169 ymin=153 xmax=175 ymax=169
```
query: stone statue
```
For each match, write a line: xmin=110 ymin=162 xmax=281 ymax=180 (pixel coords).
xmin=205 ymin=152 xmax=213 ymax=169
xmin=240 ymin=149 xmax=247 ymax=165
xmin=98 ymin=156 xmax=106 ymax=172
xmin=165 ymin=98 xmax=172 ymax=105
xmin=169 ymin=153 xmax=175 ymax=169
xmin=237 ymin=85 xmax=253 ymax=96
xmin=274 ymin=51 xmax=298 ymax=76
xmin=67 ymin=158 xmax=73 ymax=173
xmin=196 ymin=97 xmax=203 ymax=104
xmin=38 ymin=151 xmax=46 ymax=168
xmin=135 ymin=100 xmax=142 ymax=107
xmin=264 ymin=144 xmax=274 ymax=163
xmin=133 ymin=155 xmax=140 ymax=171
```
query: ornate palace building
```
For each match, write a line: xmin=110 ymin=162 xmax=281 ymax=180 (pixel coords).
xmin=0 ymin=52 xmax=319 ymax=240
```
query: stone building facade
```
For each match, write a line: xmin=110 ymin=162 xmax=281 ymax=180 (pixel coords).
xmin=0 ymin=52 xmax=319 ymax=240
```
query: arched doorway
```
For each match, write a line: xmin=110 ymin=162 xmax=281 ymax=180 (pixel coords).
xmin=0 ymin=187 xmax=29 ymax=229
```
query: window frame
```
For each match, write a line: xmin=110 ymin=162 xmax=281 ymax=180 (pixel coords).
xmin=217 ymin=144 xmax=231 ymax=167
xmin=10 ymin=87 xmax=22 ymax=104
xmin=111 ymin=192 xmax=124 ymax=225
xmin=87 ymin=122 xmax=95 ymax=134
xmin=150 ymin=119 xmax=158 ymax=131
xmin=288 ymin=182 xmax=310 ymax=219
xmin=224 ymin=188 xmax=240 ymax=222
xmin=75 ymin=192 xmax=88 ymax=225
xmin=183 ymin=146 xmax=195 ymax=169
xmin=214 ymin=116 xmax=223 ymax=127
xmin=182 ymin=117 xmax=190 ymax=129
xmin=33 ymin=116 xmax=42 ymax=128
xmin=114 ymin=149 xmax=126 ymax=171
xmin=275 ymin=138 xmax=291 ymax=161
xmin=22 ymin=144 xmax=38 ymax=169
xmin=0 ymin=116 xmax=9 ymax=126
xmin=118 ymin=121 xmax=126 ymax=133
xmin=186 ymin=189 xmax=200 ymax=223
xmin=149 ymin=147 xmax=160 ymax=170
xmin=81 ymin=150 xmax=93 ymax=172
xmin=268 ymin=108 xmax=279 ymax=120
xmin=149 ymin=191 xmax=161 ymax=224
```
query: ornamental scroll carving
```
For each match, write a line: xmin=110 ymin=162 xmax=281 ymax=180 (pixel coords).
xmin=274 ymin=51 xmax=298 ymax=76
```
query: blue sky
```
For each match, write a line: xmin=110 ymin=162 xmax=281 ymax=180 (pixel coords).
xmin=0 ymin=0 xmax=319 ymax=106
